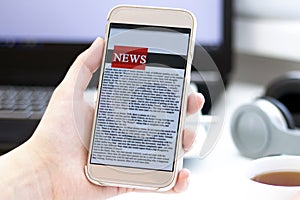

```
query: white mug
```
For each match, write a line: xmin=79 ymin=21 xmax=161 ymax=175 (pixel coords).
xmin=242 ymin=155 xmax=300 ymax=200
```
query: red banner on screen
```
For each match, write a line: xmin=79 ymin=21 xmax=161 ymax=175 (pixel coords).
xmin=111 ymin=45 xmax=148 ymax=70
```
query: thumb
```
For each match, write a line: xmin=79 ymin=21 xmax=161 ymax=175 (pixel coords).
xmin=61 ymin=37 xmax=105 ymax=93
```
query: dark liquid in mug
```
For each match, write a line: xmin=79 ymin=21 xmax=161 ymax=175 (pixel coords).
xmin=251 ymin=171 xmax=300 ymax=187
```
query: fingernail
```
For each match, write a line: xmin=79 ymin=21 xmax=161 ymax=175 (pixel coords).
xmin=186 ymin=169 xmax=191 ymax=181
xmin=89 ymin=37 xmax=102 ymax=50
xmin=185 ymin=171 xmax=191 ymax=190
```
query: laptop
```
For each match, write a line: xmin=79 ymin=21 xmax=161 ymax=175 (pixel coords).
xmin=0 ymin=0 xmax=232 ymax=153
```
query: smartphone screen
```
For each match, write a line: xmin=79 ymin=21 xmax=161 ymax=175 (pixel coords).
xmin=90 ymin=23 xmax=191 ymax=172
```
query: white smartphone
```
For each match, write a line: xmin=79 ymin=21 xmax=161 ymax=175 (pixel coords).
xmin=86 ymin=5 xmax=196 ymax=191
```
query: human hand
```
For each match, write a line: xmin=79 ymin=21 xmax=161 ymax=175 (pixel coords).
xmin=2 ymin=38 xmax=204 ymax=199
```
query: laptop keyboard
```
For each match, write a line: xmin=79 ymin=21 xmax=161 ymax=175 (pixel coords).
xmin=0 ymin=86 xmax=54 ymax=119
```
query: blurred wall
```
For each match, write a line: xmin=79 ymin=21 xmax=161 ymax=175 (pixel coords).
xmin=232 ymin=0 xmax=300 ymax=85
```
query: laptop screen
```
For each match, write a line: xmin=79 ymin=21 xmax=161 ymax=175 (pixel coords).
xmin=0 ymin=0 xmax=225 ymax=86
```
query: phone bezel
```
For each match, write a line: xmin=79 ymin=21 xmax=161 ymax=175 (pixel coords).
xmin=86 ymin=5 xmax=196 ymax=191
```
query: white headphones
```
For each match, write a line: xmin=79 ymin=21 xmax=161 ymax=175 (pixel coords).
xmin=231 ymin=72 xmax=300 ymax=158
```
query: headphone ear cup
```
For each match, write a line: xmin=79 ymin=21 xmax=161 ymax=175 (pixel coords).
xmin=262 ymin=97 xmax=295 ymax=129
xmin=231 ymin=99 xmax=290 ymax=158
